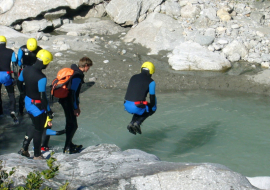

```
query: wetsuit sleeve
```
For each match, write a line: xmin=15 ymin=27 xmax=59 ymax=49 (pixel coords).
xmin=11 ymin=52 xmax=17 ymax=63
xmin=17 ymin=70 xmax=24 ymax=93
xmin=17 ymin=48 xmax=23 ymax=67
xmin=149 ymin=81 xmax=157 ymax=111
xmin=38 ymin=78 xmax=51 ymax=112
xmin=70 ymin=77 xmax=81 ymax=110
xmin=11 ymin=52 xmax=18 ymax=78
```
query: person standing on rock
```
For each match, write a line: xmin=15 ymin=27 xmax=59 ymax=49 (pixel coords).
xmin=17 ymin=49 xmax=54 ymax=160
xmin=58 ymin=57 xmax=92 ymax=154
xmin=124 ymin=61 xmax=157 ymax=135
xmin=0 ymin=36 xmax=19 ymax=124
xmin=17 ymin=38 xmax=42 ymax=116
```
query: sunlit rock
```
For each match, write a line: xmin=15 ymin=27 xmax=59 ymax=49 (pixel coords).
xmin=222 ymin=40 xmax=248 ymax=59
xmin=168 ymin=41 xmax=231 ymax=71
xmin=105 ymin=0 xmax=163 ymax=26
xmin=0 ymin=144 xmax=258 ymax=189
xmin=124 ymin=12 xmax=185 ymax=55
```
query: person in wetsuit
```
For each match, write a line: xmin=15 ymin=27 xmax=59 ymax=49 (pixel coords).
xmin=59 ymin=57 xmax=92 ymax=154
xmin=124 ymin=61 xmax=157 ymax=135
xmin=0 ymin=36 xmax=18 ymax=124
xmin=17 ymin=38 xmax=42 ymax=116
xmin=17 ymin=49 xmax=54 ymax=160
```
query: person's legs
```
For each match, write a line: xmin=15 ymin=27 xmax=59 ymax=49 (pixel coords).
xmin=5 ymin=84 xmax=18 ymax=124
xmin=0 ymin=84 xmax=3 ymax=115
xmin=60 ymin=99 xmax=78 ymax=153
xmin=17 ymin=79 xmax=25 ymax=116
xmin=130 ymin=110 xmax=155 ymax=134
xmin=30 ymin=113 xmax=46 ymax=158
xmin=18 ymin=123 xmax=35 ymax=157
xmin=5 ymin=84 xmax=15 ymax=112
xmin=41 ymin=126 xmax=51 ymax=151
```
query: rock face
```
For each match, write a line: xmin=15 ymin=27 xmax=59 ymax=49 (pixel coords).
xmin=168 ymin=41 xmax=231 ymax=71
xmin=124 ymin=12 xmax=185 ymax=54
xmin=0 ymin=0 xmax=270 ymax=71
xmin=105 ymin=0 xmax=163 ymax=26
xmin=0 ymin=144 xmax=257 ymax=190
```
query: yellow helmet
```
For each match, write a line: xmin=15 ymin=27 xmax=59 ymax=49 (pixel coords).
xmin=0 ymin=36 xmax=7 ymax=43
xmin=27 ymin=38 xmax=37 ymax=51
xmin=36 ymin=49 xmax=53 ymax=65
xmin=141 ymin=61 xmax=155 ymax=74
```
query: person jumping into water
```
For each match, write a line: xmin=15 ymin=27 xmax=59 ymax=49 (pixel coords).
xmin=124 ymin=61 xmax=157 ymax=135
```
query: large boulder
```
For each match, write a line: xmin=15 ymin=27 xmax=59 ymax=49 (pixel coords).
xmin=0 ymin=0 xmax=105 ymax=26
xmin=0 ymin=0 xmax=68 ymax=26
xmin=222 ymin=40 xmax=248 ymax=59
xmin=105 ymin=0 xmax=163 ymax=26
xmin=55 ymin=18 xmax=127 ymax=35
xmin=65 ymin=0 xmax=104 ymax=9
xmin=124 ymin=12 xmax=185 ymax=54
xmin=168 ymin=41 xmax=231 ymax=71
xmin=0 ymin=144 xmax=258 ymax=189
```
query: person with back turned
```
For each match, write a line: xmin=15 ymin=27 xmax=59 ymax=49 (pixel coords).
xmin=17 ymin=38 xmax=42 ymax=116
xmin=124 ymin=61 xmax=157 ymax=135
xmin=17 ymin=49 xmax=54 ymax=160
xmin=58 ymin=57 xmax=92 ymax=154
xmin=0 ymin=35 xmax=18 ymax=124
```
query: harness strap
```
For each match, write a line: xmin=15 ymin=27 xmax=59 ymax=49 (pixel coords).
xmin=31 ymin=99 xmax=42 ymax=104
xmin=6 ymin=71 xmax=14 ymax=74
xmin=134 ymin=101 xmax=148 ymax=105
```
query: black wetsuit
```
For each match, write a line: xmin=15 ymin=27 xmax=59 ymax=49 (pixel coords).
xmin=0 ymin=44 xmax=17 ymax=115
xmin=18 ymin=60 xmax=51 ymax=157
xmin=124 ymin=70 xmax=157 ymax=125
xmin=58 ymin=64 xmax=84 ymax=152
xmin=17 ymin=45 xmax=42 ymax=114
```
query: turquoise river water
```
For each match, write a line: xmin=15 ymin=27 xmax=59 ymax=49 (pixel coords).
xmin=1 ymin=87 xmax=270 ymax=177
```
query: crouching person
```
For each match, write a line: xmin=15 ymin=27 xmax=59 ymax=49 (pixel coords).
xmin=124 ymin=62 xmax=157 ymax=135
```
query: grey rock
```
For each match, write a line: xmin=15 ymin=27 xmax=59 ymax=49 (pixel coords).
xmin=222 ymin=40 xmax=248 ymax=58
xmin=168 ymin=41 xmax=231 ymax=71
xmin=261 ymin=53 xmax=270 ymax=62
xmin=201 ymin=7 xmax=218 ymax=21
xmin=124 ymin=12 xmax=185 ymax=54
xmin=44 ymin=9 xmax=66 ymax=20
xmin=181 ymin=3 xmax=200 ymax=18
xmin=56 ymin=18 xmax=127 ymax=35
xmin=0 ymin=0 xmax=68 ymax=26
xmin=250 ymin=11 xmax=265 ymax=24
xmin=165 ymin=1 xmax=181 ymax=18
xmin=21 ymin=19 xmax=53 ymax=33
xmin=0 ymin=144 xmax=257 ymax=190
xmin=105 ymin=0 xmax=163 ymax=26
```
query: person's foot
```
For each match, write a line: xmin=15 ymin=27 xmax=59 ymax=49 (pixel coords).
xmin=10 ymin=111 xmax=19 ymax=124
xmin=18 ymin=148 xmax=30 ymax=157
xmin=41 ymin=146 xmax=50 ymax=151
xmin=64 ymin=144 xmax=82 ymax=154
xmin=133 ymin=122 xmax=142 ymax=134
xmin=127 ymin=122 xmax=136 ymax=135
xmin=33 ymin=155 xmax=45 ymax=160
xmin=71 ymin=143 xmax=83 ymax=150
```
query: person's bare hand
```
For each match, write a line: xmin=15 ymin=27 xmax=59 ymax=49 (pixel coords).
xmin=47 ymin=121 xmax=52 ymax=127
xmin=74 ymin=108 xmax=81 ymax=117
